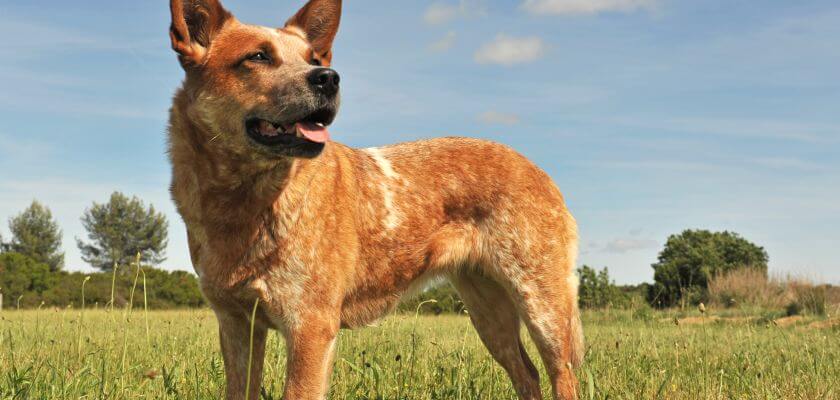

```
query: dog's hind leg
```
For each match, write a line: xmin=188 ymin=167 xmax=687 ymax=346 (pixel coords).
xmin=451 ymin=271 xmax=543 ymax=400
xmin=509 ymin=262 xmax=583 ymax=400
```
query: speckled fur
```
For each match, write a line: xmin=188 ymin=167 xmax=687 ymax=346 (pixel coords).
xmin=167 ymin=1 xmax=582 ymax=399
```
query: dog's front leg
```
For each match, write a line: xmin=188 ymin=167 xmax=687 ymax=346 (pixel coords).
xmin=217 ymin=310 xmax=268 ymax=400
xmin=282 ymin=316 xmax=340 ymax=400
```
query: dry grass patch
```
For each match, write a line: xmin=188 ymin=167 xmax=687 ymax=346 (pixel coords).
xmin=772 ymin=315 xmax=805 ymax=327
xmin=708 ymin=268 xmax=787 ymax=309
xmin=806 ymin=318 xmax=840 ymax=330
xmin=709 ymin=269 xmax=832 ymax=316
xmin=676 ymin=316 xmax=720 ymax=325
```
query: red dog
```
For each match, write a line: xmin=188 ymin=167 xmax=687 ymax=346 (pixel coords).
xmin=167 ymin=0 xmax=583 ymax=398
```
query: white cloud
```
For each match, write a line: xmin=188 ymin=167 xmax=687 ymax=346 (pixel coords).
xmin=423 ymin=0 xmax=487 ymax=25
xmin=478 ymin=111 xmax=521 ymax=125
xmin=522 ymin=0 xmax=657 ymax=16
xmin=604 ymin=238 xmax=658 ymax=254
xmin=424 ymin=3 xmax=459 ymax=25
xmin=429 ymin=31 xmax=457 ymax=52
xmin=474 ymin=34 xmax=545 ymax=66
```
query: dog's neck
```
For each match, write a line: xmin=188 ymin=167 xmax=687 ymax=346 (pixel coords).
xmin=168 ymin=98 xmax=310 ymax=230
xmin=167 ymin=88 xmax=350 ymax=275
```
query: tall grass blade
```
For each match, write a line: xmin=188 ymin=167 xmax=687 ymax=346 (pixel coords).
xmin=245 ymin=298 xmax=260 ymax=400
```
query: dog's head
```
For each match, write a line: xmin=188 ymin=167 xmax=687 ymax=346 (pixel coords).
xmin=170 ymin=0 xmax=341 ymax=159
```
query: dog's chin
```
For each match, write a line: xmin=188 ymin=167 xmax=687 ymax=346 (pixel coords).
xmin=245 ymin=106 xmax=336 ymax=159
xmin=246 ymin=128 xmax=327 ymax=159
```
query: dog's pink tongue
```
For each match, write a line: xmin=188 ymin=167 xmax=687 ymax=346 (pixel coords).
xmin=296 ymin=122 xmax=330 ymax=143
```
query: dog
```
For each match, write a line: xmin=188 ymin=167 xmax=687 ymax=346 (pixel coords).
xmin=166 ymin=1 xmax=583 ymax=399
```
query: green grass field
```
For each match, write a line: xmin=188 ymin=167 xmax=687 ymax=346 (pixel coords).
xmin=0 ymin=308 xmax=837 ymax=399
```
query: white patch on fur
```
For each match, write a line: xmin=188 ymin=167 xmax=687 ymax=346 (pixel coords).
xmin=366 ymin=147 xmax=399 ymax=179
xmin=284 ymin=25 xmax=307 ymax=39
xmin=380 ymin=184 xmax=399 ymax=230
xmin=364 ymin=147 xmax=402 ymax=230
xmin=265 ymin=254 xmax=308 ymax=330
xmin=322 ymin=337 xmax=337 ymax=382
xmin=262 ymin=27 xmax=281 ymax=37
xmin=568 ymin=236 xmax=579 ymax=273
xmin=567 ymin=271 xmax=580 ymax=294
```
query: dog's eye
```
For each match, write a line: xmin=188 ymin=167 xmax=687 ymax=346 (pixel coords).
xmin=247 ymin=52 xmax=271 ymax=63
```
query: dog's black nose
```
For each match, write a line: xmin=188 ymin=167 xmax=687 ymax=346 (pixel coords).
xmin=307 ymin=68 xmax=340 ymax=96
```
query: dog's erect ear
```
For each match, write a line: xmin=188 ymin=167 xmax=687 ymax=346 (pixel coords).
xmin=285 ymin=0 xmax=342 ymax=66
xmin=170 ymin=0 xmax=232 ymax=67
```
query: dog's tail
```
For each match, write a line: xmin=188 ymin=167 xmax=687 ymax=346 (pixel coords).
xmin=567 ymin=271 xmax=585 ymax=368
xmin=569 ymin=290 xmax=585 ymax=368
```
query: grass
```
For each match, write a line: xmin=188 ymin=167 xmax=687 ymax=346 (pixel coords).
xmin=0 ymin=308 xmax=837 ymax=399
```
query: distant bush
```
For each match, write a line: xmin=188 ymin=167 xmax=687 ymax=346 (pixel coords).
xmin=0 ymin=252 xmax=204 ymax=309
xmin=648 ymin=230 xmax=768 ymax=308
xmin=0 ymin=252 xmax=57 ymax=308
xmin=144 ymin=269 xmax=206 ymax=308
xmin=399 ymin=283 xmax=464 ymax=315
xmin=631 ymin=303 xmax=656 ymax=322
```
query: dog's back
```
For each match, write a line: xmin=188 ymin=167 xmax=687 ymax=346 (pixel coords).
xmin=265 ymin=136 xmax=584 ymax=391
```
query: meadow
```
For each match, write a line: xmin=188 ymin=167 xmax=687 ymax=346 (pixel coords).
xmin=1 ymin=306 xmax=837 ymax=400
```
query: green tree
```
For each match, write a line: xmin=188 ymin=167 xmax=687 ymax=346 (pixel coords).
xmin=577 ymin=265 xmax=628 ymax=309
xmin=0 ymin=252 xmax=56 ymax=307
xmin=648 ymin=229 xmax=768 ymax=308
xmin=6 ymin=200 xmax=65 ymax=271
xmin=77 ymin=192 xmax=169 ymax=271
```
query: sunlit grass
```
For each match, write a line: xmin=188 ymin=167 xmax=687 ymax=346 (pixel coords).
xmin=0 ymin=307 xmax=837 ymax=399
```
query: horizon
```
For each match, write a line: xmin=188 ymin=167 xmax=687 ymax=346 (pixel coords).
xmin=1 ymin=0 xmax=839 ymax=284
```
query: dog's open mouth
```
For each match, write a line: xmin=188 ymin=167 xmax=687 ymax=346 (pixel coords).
xmin=246 ymin=108 xmax=335 ymax=147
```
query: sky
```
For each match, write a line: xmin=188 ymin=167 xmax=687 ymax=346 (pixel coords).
xmin=0 ymin=0 xmax=838 ymax=284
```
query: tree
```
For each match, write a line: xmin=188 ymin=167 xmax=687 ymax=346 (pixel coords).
xmin=648 ymin=229 xmax=768 ymax=308
xmin=77 ymin=192 xmax=169 ymax=271
xmin=577 ymin=265 xmax=628 ymax=309
xmin=6 ymin=200 xmax=65 ymax=271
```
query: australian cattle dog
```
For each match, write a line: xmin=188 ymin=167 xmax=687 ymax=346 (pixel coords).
xmin=166 ymin=0 xmax=583 ymax=398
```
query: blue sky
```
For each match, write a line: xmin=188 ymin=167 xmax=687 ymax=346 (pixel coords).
xmin=0 ymin=0 xmax=838 ymax=284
